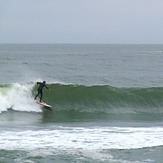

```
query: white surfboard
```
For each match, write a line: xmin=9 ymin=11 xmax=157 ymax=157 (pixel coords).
xmin=35 ymin=100 xmax=52 ymax=108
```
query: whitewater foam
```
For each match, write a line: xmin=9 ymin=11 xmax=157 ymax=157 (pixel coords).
xmin=1 ymin=126 xmax=163 ymax=151
xmin=0 ymin=83 xmax=41 ymax=113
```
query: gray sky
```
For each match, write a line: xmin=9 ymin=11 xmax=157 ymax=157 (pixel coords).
xmin=0 ymin=0 xmax=163 ymax=44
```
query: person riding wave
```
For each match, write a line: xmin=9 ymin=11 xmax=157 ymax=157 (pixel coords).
xmin=34 ymin=81 xmax=49 ymax=102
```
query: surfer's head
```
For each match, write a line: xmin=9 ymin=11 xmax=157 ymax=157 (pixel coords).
xmin=43 ymin=81 xmax=46 ymax=84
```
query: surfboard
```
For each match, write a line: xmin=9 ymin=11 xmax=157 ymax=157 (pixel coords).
xmin=35 ymin=100 xmax=52 ymax=108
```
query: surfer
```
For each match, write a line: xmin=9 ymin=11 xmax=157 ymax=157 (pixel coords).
xmin=34 ymin=81 xmax=49 ymax=102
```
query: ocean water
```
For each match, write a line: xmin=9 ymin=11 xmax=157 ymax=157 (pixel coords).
xmin=0 ymin=44 xmax=163 ymax=162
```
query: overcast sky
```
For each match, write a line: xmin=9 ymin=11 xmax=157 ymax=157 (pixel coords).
xmin=0 ymin=0 xmax=163 ymax=44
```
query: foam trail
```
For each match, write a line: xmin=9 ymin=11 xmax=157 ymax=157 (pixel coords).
xmin=0 ymin=126 xmax=163 ymax=152
xmin=0 ymin=83 xmax=41 ymax=113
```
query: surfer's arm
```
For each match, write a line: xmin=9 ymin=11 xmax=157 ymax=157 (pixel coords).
xmin=37 ymin=82 xmax=41 ymax=85
xmin=45 ymin=85 xmax=49 ymax=89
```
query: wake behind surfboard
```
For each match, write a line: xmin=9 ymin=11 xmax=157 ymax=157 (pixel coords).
xmin=35 ymin=100 xmax=52 ymax=109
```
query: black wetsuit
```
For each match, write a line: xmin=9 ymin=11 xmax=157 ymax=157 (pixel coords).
xmin=34 ymin=82 xmax=49 ymax=102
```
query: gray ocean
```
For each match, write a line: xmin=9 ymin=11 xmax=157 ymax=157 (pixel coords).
xmin=0 ymin=44 xmax=163 ymax=163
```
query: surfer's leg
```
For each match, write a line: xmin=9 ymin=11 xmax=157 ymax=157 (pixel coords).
xmin=40 ymin=91 xmax=43 ymax=102
xmin=34 ymin=92 xmax=39 ymax=100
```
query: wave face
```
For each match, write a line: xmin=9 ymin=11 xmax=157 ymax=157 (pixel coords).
xmin=1 ymin=83 xmax=163 ymax=122
xmin=46 ymin=84 xmax=163 ymax=109
xmin=41 ymin=84 xmax=163 ymax=122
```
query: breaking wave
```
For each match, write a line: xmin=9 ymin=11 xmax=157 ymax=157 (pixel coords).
xmin=1 ymin=83 xmax=163 ymax=122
